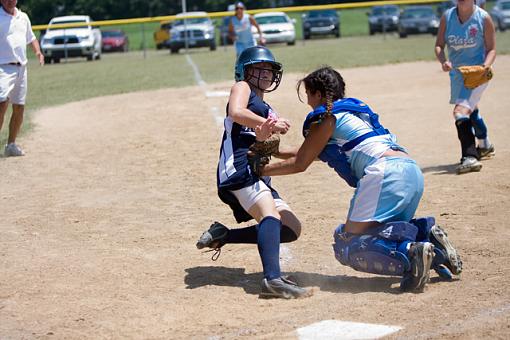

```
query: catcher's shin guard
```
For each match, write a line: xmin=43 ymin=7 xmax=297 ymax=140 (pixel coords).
xmin=332 ymin=222 xmax=418 ymax=276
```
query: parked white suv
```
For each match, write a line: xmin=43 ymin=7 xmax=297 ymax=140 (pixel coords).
xmin=169 ymin=12 xmax=216 ymax=54
xmin=41 ymin=15 xmax=102 ymax=63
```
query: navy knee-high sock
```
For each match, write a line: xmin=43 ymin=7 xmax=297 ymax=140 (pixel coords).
xmin=257 ymin=216 xmax=281 ymax=280
xmin=455 ymin=117 xmax=478 ymax=159
xmin=470 ymin=109 xmax=488 ymax=139
xmin=226 ymin=224 xmax=298 ymax=244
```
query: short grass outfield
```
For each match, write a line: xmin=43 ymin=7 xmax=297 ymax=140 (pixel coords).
xmin=1 ymin=32 xmax=509 ymax=144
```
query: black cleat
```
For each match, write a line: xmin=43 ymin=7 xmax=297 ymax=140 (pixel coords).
xmin=477 ymin=144 xmax=495 ymax=159
xmin=430 ymin=225 xmax=462 ymax=275
xmin=260 ymin=277 xmax=312 ymax=299
xmin=196 ymin=222 xmax=229 ymax=250
xmin=400 ymin=242 xmax=434 ymax=292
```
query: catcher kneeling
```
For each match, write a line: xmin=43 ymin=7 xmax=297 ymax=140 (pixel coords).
xmin=253 ymin=66 xmax=462 ymax=292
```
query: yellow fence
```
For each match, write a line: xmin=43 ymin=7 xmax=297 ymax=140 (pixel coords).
xmin=32 ymin=0 xmax=445 ymax=31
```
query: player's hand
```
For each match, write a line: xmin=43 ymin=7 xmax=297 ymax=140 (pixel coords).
xmin=37 ymin=52 xmax=44 ymax=66
xmin=273 ymin=118 xmax=290 ymax=135
xmin=441 ymin=61 xmax=452 ymax=72
xmin=255 ymin=118 xmax=276 ymax=141
xmin=259 ymin=37 xmax=266 ymax=46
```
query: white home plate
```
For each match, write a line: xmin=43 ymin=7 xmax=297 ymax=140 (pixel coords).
xmin=297 ymin=320 xmax=401 ymax=339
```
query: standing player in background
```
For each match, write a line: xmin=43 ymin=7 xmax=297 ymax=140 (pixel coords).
xmin=0 ymin=0 xmax=44 ymax=157
xmin=229 ymin=1 xmax=265 ymax=57
xmin=195 ymin=46 xmax=311 ymax=299
xmin=435 ymin=0 xmax=496 ymax=174
xmin=253 ymin=66 xmax=462 ymax=292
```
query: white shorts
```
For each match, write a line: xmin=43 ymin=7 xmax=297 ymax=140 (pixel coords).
xmin=0 ymin=64 xmax=27 ymax=105
xmin=231 ymin=180 xmax=290 ymax=213
xmin=450 ymin=69 xmax=488 ymax=111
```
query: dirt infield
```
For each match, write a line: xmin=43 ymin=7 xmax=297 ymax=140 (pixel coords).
xmin=1 ymin=57 xmax=509 ymax=339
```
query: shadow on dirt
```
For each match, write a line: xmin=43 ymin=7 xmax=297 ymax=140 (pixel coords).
xmin=421 ymin=163 xmax=458 ymax=175
xmin=185 ymin=266 xmax=405 ymax=295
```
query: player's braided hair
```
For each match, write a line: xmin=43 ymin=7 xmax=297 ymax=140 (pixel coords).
xmin=297 ymin=66 xmax=345 ymax=116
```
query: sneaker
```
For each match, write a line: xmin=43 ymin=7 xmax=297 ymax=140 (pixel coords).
xmin=196 ymin=222 xmax=229 ymax=250
xmin=477 ymin=144 xmax=495 ymax=160
xmin=456 ymin=156 xmax=482 ymax=174
xmin=430 ymin=225 xmax=462 ymax=275
xmin=4 ymin=143 xmax=25 ymax=157
xmin=260 ymin=277 xmax=312 ymax=299
xmin=400 ymin=242 xmax=434 ymax=292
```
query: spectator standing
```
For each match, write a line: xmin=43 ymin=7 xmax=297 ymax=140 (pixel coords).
xmin=0 ymin=0 xmax=44 ymax=157
xmin=229 ymin=1 xmax=266 ymax=57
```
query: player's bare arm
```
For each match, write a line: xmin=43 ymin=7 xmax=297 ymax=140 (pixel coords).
xmin=435 ymin=16 xmax=451 ymax=71
xmin=483 ymin=15 xmax=496 ymax=68
xmin=261 ymin=114 xmax=335 ymax=176
xmin=228 ymin=81 xmax=268 ymax=128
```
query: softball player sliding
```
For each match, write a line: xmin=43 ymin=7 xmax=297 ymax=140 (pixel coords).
xmin=196 ymin=46 xmax=311 ymax=299
xmin=256 ymin=66 xmax=462 ymax=292
xmin=435 ymin=0 xmax=497 ymax=174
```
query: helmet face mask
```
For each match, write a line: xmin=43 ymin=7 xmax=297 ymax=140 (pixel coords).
xmin=235 ymin=46 xmax=283 ymax=93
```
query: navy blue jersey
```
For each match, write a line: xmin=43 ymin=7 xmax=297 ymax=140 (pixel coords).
xmin=217 ymin=88 xmax=274 ymax=191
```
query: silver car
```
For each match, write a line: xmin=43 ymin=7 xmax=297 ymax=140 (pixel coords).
xmin=491 ymin=0 xmax=510 ymax=31
xmin=398 ymin=6 xmax=439 ymax=38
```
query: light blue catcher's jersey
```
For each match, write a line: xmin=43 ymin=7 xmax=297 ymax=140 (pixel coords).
xmin=330 ymin=111 xmax=402 ymax=181
xmin=444 ymin=6 xmax=487 ymax=67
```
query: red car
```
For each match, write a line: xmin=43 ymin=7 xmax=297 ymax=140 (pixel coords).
xmin=101 ymin=29 xmax=129 ymax=52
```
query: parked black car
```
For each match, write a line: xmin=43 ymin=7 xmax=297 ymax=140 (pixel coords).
xmin=302 ymin=9 xmax=340 ymax=40
xmin=398 ymin=6 xmax=440 ymax=38
xmin=367 ymin=5 xmax=400 ymax=35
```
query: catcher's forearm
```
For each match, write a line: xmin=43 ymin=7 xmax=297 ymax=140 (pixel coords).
xmin=483 ymin=49 xmax=496 ymax=68
xmin=274 ymin=145 xmax=299 ymax=159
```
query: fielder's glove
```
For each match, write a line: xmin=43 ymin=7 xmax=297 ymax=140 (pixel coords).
xmin=457 ymin=65 xmax=493 ymax=89
xmin=248 ymin=134 xmax=280 ymax=176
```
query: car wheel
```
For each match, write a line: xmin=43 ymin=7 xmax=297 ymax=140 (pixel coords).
xmin=170 ymin=47 xmax=179 ymax=54
xmin=304 ymin=32 xmax=310 ymax=40
xmin=210 ymin=41 xmax=216 ymax=51
xmin=44 ymin=57 xmax=52 ymax=64
xmin=95 ymin=52 xmax=101 ymax=60
xmin=53 ymin=58 xmax=60 ymax=64
xmin=399 ymin=30 xmax=407 ymax=38
xmin=369 ymin=28 xmax=375 ymax=35
xmin=287 ymin=40 xmax=295 ymax=46
xmin=335 ymin=29 xmax=341 ymax=38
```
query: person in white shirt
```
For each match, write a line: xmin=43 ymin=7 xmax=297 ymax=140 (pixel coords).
xmin=0 ymin=0 xmax=43 ymax=157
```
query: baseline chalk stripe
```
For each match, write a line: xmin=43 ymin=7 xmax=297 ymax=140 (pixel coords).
xmin=297 ymin=320 xmax=401 ymax=340
xmin=185 ymin=54 xmax=207 ymax=88
xmin=185 ymin=55 xmax=225 ymax=126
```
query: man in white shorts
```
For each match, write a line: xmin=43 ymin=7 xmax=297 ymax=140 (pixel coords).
xmin=0 ymin=0 xmax=44 ymax=157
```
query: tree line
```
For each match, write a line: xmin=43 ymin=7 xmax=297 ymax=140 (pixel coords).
xmin=17 ymin=0 xmax=374 ymax=25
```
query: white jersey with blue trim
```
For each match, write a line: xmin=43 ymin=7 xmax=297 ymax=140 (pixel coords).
xmin=330 ymin=110 xmax=402 ymax=181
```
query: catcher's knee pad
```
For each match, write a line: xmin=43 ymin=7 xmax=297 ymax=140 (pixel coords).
xmin=332 ymin=222 xmax=418 ymax=276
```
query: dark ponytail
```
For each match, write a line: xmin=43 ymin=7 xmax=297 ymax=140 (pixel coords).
xmin=297 ymin=66 xmax=345 ymax=116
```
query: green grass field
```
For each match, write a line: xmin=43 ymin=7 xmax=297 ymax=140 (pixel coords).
xmin=2 ymin=28 xmax=509 ymax=144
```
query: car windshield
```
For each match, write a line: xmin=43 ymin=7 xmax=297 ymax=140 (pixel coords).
xmin=256 ymin=15 xmax=289 ymax=25
xmin=402 ymin=8 xmax=434 ymax=19
xmin=307 ymin=10 xmax=337 ymax=18
xmin=49 ymin=20 xmax=88 ymax=30
xmin=372 ymin=7 xmax=399 ymax=15
xmin=102 ymin=31 xmax=124 ymax=37
xmin=173 ymin=17 xmax=210 ymax=26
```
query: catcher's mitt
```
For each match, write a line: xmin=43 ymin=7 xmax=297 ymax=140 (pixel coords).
xmin=248 ymin=134 xmax=280 ymax=176
xmin=457 ymin=65 xmax=493 ymax=89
